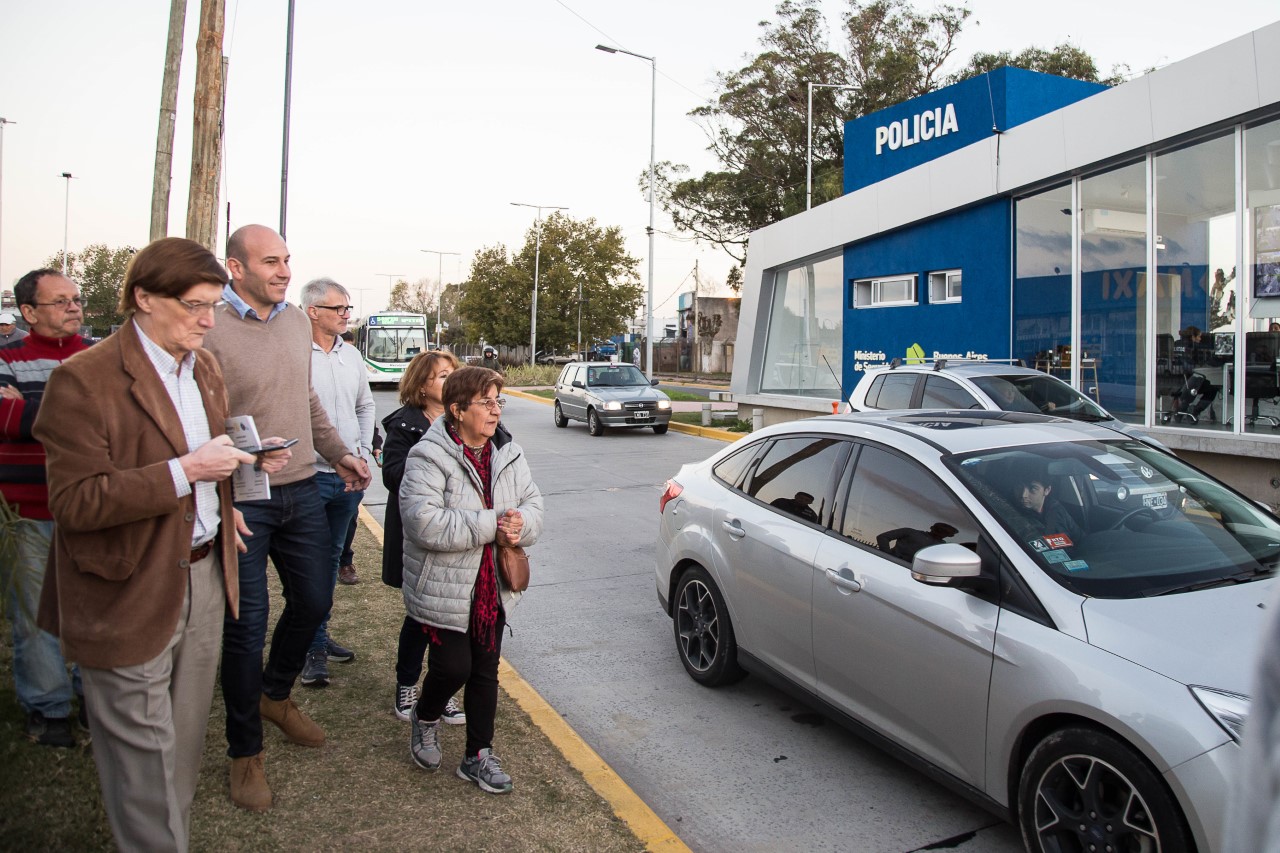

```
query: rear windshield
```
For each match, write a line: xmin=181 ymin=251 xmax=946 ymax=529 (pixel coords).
xmin=971 ymin=374 xmax=1111 ymax=422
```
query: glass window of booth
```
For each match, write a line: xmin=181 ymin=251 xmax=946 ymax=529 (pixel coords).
xmin=1014 ymin=184 xmax=1072 ymax=381
xmin=760 ymin=253 xmax=844 ymax=398
xmin=1245 ymin=117 xmax=1280 ymax=433
xmin=1154 ymin=132 xmax=1236 ymax=430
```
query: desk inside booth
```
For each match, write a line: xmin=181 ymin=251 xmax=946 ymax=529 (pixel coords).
xmin=1034 ymin=349 xmax=1101 ymax=403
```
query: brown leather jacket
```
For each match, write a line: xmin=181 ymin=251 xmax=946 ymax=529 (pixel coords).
xmin=34 ymin=322 xmax=238 ymax=669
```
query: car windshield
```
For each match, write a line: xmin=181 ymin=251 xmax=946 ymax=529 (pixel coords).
xmin=948 ymin=439 xmax=1280 ymax=598
xmin=971 ymin=375 xmax=1111 ymax=422
xmin=587 ymin=365 xmax=649 ymax=387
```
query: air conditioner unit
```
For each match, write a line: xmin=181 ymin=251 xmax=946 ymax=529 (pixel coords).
xmin=1083 ymin=208 xmax=1145 ymax=236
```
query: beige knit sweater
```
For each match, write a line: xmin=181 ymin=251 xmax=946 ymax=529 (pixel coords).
xmin=203 ymin=301 xmax=348 ymax=487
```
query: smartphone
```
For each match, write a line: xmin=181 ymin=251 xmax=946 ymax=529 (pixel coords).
xmin=247 ymin=438 xmax=299 ymax=455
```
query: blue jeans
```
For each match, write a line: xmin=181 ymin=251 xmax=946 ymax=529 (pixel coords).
xmin=4 ymin=519 xmax=78 ymax=717
xmin=220 ymin=478 xmax=331 ymax=758
xmin=309 ymin=472 xmax=363 ymax=651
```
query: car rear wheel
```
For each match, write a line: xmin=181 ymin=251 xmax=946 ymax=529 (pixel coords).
xmin=553 ymin=401 xmax=568 ymax=428
xmin=673 ymin=566 xmax=745 ymax=686
xmin=587 ymin=408 xmax=605 ymax=436
xmin=1018 ymin=727 xmax=1192 ymax=853
xmin=653 ymin=424 xmax=669 ymax=435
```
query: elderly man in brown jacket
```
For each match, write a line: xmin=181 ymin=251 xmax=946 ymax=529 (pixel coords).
xmin=34 ymin=238 xmax=290 ymax=853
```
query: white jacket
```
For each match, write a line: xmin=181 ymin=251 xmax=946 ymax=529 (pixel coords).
xmin=400 ymin=416 xmax=543 ymax=632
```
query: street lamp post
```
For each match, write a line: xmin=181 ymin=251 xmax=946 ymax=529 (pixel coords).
xmin=420 ymin=249 xmax=460 ymax=350
xmin=596 ymin=44 xmax=657 ymax=378
xmin=806 ymin=81 xmax=858 ymax=211
xmin=59 ymin=172 xmax=75 ymax=273
xmin=0 ymin=118 xmax=13 ymax=283
xmin=511 ymin=202 xmax=567 ymax=366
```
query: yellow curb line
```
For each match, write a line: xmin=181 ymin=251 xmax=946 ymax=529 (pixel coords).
xmin=357 ymin=507 xmax=689 ymax=853
xmin=506 ymin=388 xmax=742 ymax=443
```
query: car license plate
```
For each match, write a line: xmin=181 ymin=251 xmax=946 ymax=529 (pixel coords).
xmin=634 ymin=410 xmax=650 ymax=420
xmin=1143 ymin=493 xmax=1168 ymax=509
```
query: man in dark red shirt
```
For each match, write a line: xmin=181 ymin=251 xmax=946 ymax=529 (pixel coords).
xmin=0 ymin=268 xmax=91 ymax=747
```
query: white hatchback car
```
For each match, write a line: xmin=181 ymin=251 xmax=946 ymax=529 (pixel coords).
xmin=849 ymin=359 xmax=1158 ymax=444
xmin=657 ymin=410 xmax=1272 ymax=852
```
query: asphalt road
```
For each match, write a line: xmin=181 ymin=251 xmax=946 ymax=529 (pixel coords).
xmin=364 ymin=388 xmax=1022 ymax=853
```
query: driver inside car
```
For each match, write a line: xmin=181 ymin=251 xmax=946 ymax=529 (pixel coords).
xmin=1015 ymin=466 xmax=1084 ymax=544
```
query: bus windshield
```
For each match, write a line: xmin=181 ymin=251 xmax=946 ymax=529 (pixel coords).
xmin=366 ymin=326 xmax=427 ymax=363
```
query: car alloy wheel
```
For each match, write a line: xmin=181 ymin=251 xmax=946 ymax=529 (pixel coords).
xmin=587 ymin=408 xmax=605 ymax=436
xmin=1019 ymin=727 xmax=1191 ymax=853
xmin=554 ymin=401 xmax=568 ymax=428
xmin=673 ymin=566 xmax=744 ymax=686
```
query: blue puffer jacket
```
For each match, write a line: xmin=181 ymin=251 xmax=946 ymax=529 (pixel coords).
xmin=399 ymin=416 xmax=543 ymax=632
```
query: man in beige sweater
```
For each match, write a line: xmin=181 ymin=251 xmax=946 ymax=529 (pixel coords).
xmin=203 ymin=224 xmax=371 ymax=811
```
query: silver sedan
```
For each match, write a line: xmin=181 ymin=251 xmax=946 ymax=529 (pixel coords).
xmin=656 ymin=410 xmax=1273 ymax=853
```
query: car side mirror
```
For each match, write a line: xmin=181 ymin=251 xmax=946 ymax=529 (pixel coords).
xmin=572 ymin=380 xmax=585 ymax=389
xmin=911 ymin=543 xmax=982 ymax=585
xmin=651 ymin=379 xmax=659 ymax=386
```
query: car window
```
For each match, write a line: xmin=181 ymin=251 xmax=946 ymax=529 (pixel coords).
xmin=712 ymin=442 xmax=763 ymax=489
xmin=568 ymin=365 xmax=584 ymax=385
xmin=920 ymin=376 xmax=981 ymax=409
xmin=949 ymin=439 xmax=1280 ymax=598
xmin=744 ymin=437 xmax=848 ymax=525
xmin=557 ymin=366 xmax=571 ymax=385
xmin=838 ymin=444 xmax=981 ymax=564
xmin=971 ymin=375 xmax=1111 ymax=421
xmin=866 ymin=373 xmax=916 ymax=409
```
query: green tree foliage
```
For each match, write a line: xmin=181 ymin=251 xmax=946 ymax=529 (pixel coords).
xmin=657 ymin=0 xmax=1116 ymax=262
xmin=46 ymin=244 xmax=137 ymax=336
xmin=459 ymin=213 xmax=642 ymax=352
xmin=951 ymin=44 xmax=1129 ymax=86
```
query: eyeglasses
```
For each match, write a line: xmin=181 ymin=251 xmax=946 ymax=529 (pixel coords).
xmin=172 ymin=297 xmax=227 ymax=317
xmin=33 ymin=296 xmax=84 ymax=310
xmin=315 ymin=304 xmax=354 ymax=316
xmin=469 ymin=397 xmax=507 ymax=411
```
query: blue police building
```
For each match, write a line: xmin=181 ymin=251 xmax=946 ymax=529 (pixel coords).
xmin=730 ymin=21 xmax=1280 ymax=498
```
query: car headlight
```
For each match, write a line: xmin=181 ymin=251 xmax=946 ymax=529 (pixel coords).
xmin=1190 ymin=685 xmax=1249 ymax=742
xmin=604 ymin=401 xmax=622 ymax=411
xmin=657 ymin=400 xmax=671 ymax=409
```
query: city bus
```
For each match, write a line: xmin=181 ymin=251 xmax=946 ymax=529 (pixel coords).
xmin=351 ymin=312 xmax=429 ymax=386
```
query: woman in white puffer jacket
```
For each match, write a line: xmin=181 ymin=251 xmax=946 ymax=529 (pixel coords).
xmin=398 ymin=366 xmax=542 ymax=794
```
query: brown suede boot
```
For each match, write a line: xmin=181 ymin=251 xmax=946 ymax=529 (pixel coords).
xmin=260 ymin=694 xmax=325 ymax=747
xmin=229 ymin=752 xmax=272 ymax=811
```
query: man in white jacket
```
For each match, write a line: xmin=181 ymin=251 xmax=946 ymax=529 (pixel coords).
xmin=301 ymin=277 xmax=375 ymax=687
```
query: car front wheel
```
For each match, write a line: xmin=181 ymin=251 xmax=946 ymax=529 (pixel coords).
xmin=553 ymin=401 xmax=568 ymax=428
xmin=587 ymin=408 xmax=605 ymax=436
xmin=673 ymin=566 xmax=744 ymax=686
xmin=1018 ymin=727 xmax=1192 ymax=853
xmin=653 ymin=423 xmax=669 ymax=435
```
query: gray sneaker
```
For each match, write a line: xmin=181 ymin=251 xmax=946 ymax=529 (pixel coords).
xmin=441 ymin=695 xmax=466 ymax=725
xmin=456 ymin=748 xmax=513 ymax=794
xmin=410 ymin=704 xmax=441 ymax=770
xmin=300 ymin=648 xmax=329 ymax=687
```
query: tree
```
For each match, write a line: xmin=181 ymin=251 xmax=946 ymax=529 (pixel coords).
xmin=459 ymin=213 xmax=642 ymax=352
xmin=387 ymin=278 xmax=432 ymax=314
xmin=726 ymin=265 xmax=744 ymax=295
xmin=950 ymin=44 xmax=1129 ymax=86
xmin=656 ymin=0 xmax=1114 ymax=263
xmin=46 ymin=244 xmax=137 ymax=335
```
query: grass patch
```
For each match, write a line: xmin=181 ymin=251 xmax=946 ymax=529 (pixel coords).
xmin=661 ymin=390 xmax=707 ymax=402
xmin=522 ymin=389 xmax=556 ymax=399
xmin=0 ymin=524 xmax=645 ymax=852
xmin=500 ymin=364 xmax=562 ymax=387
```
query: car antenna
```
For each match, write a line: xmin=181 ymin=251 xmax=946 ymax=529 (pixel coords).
xmin=821 ymin=354 xmax=845 ymax=405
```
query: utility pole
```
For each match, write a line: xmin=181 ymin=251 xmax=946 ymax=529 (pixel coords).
xmin=420 ymin=249 xmax=460 ymax=349
xmin=150 ymin=0 xmax=187 ymax=242
xmin=693 ymin=260 xmax=700 ymax=381
xmin=280 ymin=0 xmax=295 ymax=239
xmin=186 ymin=0 xmax=225 ymax=251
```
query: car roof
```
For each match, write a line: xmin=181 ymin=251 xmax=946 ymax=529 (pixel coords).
xmin=748 ymin=410 xmax=1128 ymax=456
xmin=865 ymin=360 xmax=1040 ymax=378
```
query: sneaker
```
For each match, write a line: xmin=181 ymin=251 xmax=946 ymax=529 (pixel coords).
xmin=456 ymin=748 xmax=513 ymax=794
xmin=441 ymin=696 xmax=466 ymax=725
xmin=394 ymin=683 xmax=419 ymax=721
xmin=410 ymin=704 xmax=441 ymax=770
xmin=25 ymin=711 xmax=75 ymax=749
xmin=326 ymin=637 xmax=355 ymax=663
xmin=337 ymin=564 xmax=359 ymax=585
xmin=300 ymin=648 xmax=330 ymax=687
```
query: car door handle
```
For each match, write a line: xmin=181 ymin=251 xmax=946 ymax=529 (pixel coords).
xmin=722 ymin=519 xmax=745 ymax=539
xmin=824 ymin=567 xmax=862 ymax=593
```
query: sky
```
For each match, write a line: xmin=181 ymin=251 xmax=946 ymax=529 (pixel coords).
xmin=1 ymin=1 xmax=1277 ymax=328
